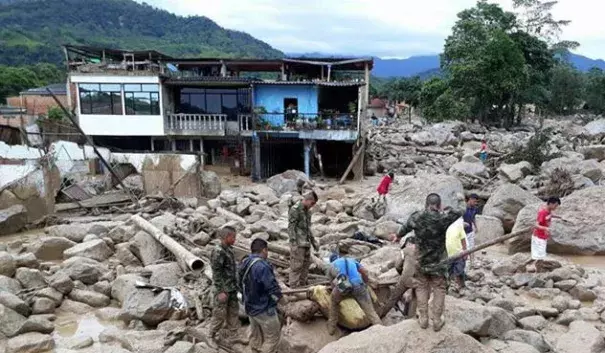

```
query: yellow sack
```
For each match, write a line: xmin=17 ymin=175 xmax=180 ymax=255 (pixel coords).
xmin=309 ymin=285 xmax=378 ymax=330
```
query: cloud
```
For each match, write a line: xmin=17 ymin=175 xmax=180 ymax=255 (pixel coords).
xmin=141 ymin=0 xmax=605 ymax=59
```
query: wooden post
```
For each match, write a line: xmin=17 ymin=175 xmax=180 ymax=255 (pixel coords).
xmin=364 ymin=61 xmax=370 ymax=104
xmin=339 ymin=138 xmax=365 ymax=184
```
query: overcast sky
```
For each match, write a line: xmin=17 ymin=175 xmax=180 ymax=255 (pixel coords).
xmin=141 ymin=0 xmax=604 ymax=59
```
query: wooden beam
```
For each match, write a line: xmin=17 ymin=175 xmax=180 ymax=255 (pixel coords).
xmin=339 ymin=137 xmax=366 ymax=184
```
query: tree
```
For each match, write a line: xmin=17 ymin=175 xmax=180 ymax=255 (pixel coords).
xmin=512 ymin=0 xmax=579 ymax=51
xmin=420 ymin=77 xmax=469 ymax=122
xmin=547 ymin=64 xmax=584 ymax=115
xmin=399 ymin=76 xmax=422 ymax=122
xmin=442 ymin=1 xmax=527 ymax=126
xmin=584 ymin=68 xmax=605 ymax=114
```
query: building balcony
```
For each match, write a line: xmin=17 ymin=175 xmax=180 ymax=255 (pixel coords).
xmin=164 ymin=113 xmax=254 ymax=136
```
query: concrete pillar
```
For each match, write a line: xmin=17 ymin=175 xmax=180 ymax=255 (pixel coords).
xmin=252 ymin=133 xmax=261 ymax=181
xmin=189 ymin=139 xmax=194 ymax=152
xmin=242 ymin=140 xmax=248 ymax=169
xmin=199 ymin=138 xmax=205 ymax=165
xmin=151 ymin=137 xmax=155 ymax=151
xmin=171 ymin=139 xmax=176 ymax=152
xmin=303 ymin=139 xmax=311 ymax=177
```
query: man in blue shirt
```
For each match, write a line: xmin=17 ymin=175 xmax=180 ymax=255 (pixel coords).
xmin=239 ymin=239 xmax=283 ymax=353
xmin=326 ymin=253 xmax=382 ymax=335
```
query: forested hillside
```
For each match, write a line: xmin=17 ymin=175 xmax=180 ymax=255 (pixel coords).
xmin=0 ymin=0 xmax=283 ymax=66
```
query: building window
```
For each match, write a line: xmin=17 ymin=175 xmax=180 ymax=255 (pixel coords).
xmin=178 ymin=88 xmax=250 ymax=120
xmin=79 ymin=83 xmax=122 ymax=115
xmin=124 ymin=84 xmax=160 ymax=115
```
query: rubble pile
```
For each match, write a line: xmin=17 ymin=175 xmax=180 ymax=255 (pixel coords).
xmin=1 ymin=118 xmax=605 ymax=352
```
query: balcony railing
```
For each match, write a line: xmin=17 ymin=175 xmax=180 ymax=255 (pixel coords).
xmin=253 ymin=112 xmax=357 ymax=131
xmin=165 ymin=113 xmax=226 ymax=136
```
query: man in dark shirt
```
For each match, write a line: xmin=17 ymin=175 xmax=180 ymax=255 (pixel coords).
xmin=239 ymin=239 xmax=283 ymax=353
xmin=463 ymin=194 xmax=479 ymax=266
xmin=393 ymin=193 xmax=462 ymax=331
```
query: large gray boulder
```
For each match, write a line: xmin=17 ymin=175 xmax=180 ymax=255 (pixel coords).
xmin=0 ymin=251 xmax=16 ymax=277
xmin=475 ymin=215 xmax=505 ymax=245
xmin=0 ymin=205 xmax=27 ymax=236
xmin=0 ymin=274 xmax=23 ymax=294
xmin=45 ymin=222 xmax=117 ymax=243
xmin=0 ymin=303 xmax=27 ymax=337
xmin=387 ymin=173 xmax=464 ymax=222
xmin=27 ymin=237 xmax=76 ymax=261
xmin=445 ymin=296 xmax=516 ymax=338
xmin=6 ymin=332 xmax=54 ymax=353
xmin=555 ymin=320 xmax=605 ymax=353
xmin=487 ymin=340 xmax=540 ymax=353
xmin=200 ymin=170 xmax=221 ymax=198
xmin=61 ymin=257 xmax=107 ymax=285
xmin=499 ymin=161 xmax=533 ymax=183
xmin=511 ymin=187 xmax=605 ymax=255
xmin=450 ymin=155 xmax=489 ymax=178
xmin=63 ymin=239 xmax=113 ymax=262
xmin=130 ymin=231 xmax=165 ymax=266
xmin=280 ymin=319 xmax=342 ymax=353
xmin=0 ymin=291 xmax=30 ymax=317
xmin=502 ymin=329 xmax=550 ymax=352
xmin=15 ymin=268 xmax=46 ymax=289
xmin=580 ymin=145 xmax=605 ymax=162
xmin=318 ymin=319 xmax=496 ymax=353
xmin=267 ymin=170 xmax=309 ymax=196
xmin=584 ymin=119 xmax=605 ymax=137
xmin=483 ymin=183 xmax=541 ymax=232
xmin=122 ymin=288 xmax=181 ymax=327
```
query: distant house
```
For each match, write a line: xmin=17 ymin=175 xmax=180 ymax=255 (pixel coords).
xmin=367 ymin=98 xmax=387 ymax=118
xmin=63 ymin=45 xmax=374 ymax=179
xmin=6 ymin=83 xmax=69 ymax=117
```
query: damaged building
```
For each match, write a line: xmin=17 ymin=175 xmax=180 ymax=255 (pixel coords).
xmin=64 ymin=45 xmax=372 ymax=179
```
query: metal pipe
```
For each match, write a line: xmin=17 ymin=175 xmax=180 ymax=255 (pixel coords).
xmin=131 ymin=215 xmax=205 ymax=272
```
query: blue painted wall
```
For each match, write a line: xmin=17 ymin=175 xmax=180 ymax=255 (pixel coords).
xmin=253 ymin=84 xmax=318 ymax=126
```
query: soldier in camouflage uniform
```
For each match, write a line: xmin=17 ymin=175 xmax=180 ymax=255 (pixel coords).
xmin=393 ymin=194 xmax=462 ymax=331
xmin=288 ymin=191 xmax=318 ymax=288
xmin=208 ymin=226 xmax=245 ymax=348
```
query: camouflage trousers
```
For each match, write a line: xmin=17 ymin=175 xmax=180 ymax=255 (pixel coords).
xmin=289 ymin=246 xmax=310 ymax=288
xmin=416 ymin=273 xmax=446 ymax=324
xmin=328 ymin=285 xmax=382 ymax=329
xmin=208 ymin=292 xmax=239 ymax=337
xmin=249 ymin=310 xmax=281 ymax=353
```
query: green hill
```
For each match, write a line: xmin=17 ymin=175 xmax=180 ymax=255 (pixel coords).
xmin=0 ymin=0 xmax=283 ymax=66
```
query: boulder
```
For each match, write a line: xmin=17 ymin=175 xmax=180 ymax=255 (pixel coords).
xmin=164 ymin=341 xmax=194 ymax=353
xmin=318 ymin=319 xmax=496 ymax=353
xmin=445 ymin=296 xmax=516 ymax=337
xmin=62 ymin=335 xmax=94 ymax=350
xmin=28 ymin=237 xmax=76 ymax=261
xmin=0 ymin=291 xmax=30 ymax=316
xmin=49 ymin=271 xmax=74 ymax=294
xmin=45 ymin=222 xmax=115 ymax=243
xmin=0 ymin=204 xmax=27 ymax=235
xmin=0 ymin=251 xmax=16 ymax=277
xmin=511 ymin=187 xmax=605 ymax=255
xmin=387 ymin=174 xmax=464 ymax=222
xmin=0 ymin=303 xmax=27 ymax=337
xmin=235 ymin=197 xmax=253 ymax=216
xmin=267 ymin=170 xmax=309 ymax=196
xmin=31 ymin=298 xmax=55 ymax=314
xmin=492 ymin=253 xmax=531 ymax=276
xmin=123 ymin=288 xmax=179 ymax=326
xmin=519 ymin=315 xmax=547 ymax=332
xmin=498 ymin=161 xmax=533 ymax=183
xmin=106 ymin=224 xmax=137 ymax=243
xmin=58 ymin=299 xmax=93 ymax=315
xmin=580 ymin=145 xmax=605 ymax=162
xmin=63 ymin=239 xmax=113 ymax=262
xmin=111 ymin=274 xmax=145 ymax=304
xmin=280 ymin=318 xmax=342 ymax=353
xmin=14 ymin=253 xmax=38 ymax=269
xmin=200 ymin=170 xmax=221 ymax=198
xmin=19 ymin=316 xmax=54 ymax=334
xmin=0 ymin=274 xmax=23 ymax=294
xmin=584 ymin=119 xmax=605 ymax=136
xmin=502 ymin=329 xmax=550 ymax=352
xmin=487 ymin=340 xmax=540 ymax=353
xmin=475 ymin=215 xmax=505 ymax=245
xmin=555 ymin=320 xmax=605 ymax=353
xmin=450 ymin=155 xmax=488 ymax=178
xmin=6 ymin=332 xmax=54 ymax=353
xmin=579 ymin=160 xmax=603 ymax=182
xmin=147 ymin=262 xmax=182 ymax=287
xmin=115 ymin=243 xmax=143 ymax=267
xmin=373 ymin=220 xmax=401 ymax=240
xmin=68 ymin=288 xmax=110 ymax=307
xmin=360 ymin=247 xmax=400 ymax=276
xmin=130 ymin=231 xmax=165 ymax=266
xmin=36 ymin=287 xmax=64 ymax=306
xmin=61 ymin=257 xmax=106 ymax=285
xmin=483 ymin=183 xmax=541 ymax=232
xmin=15 ymin=268 xmax=46 ymax=289
xmin=325 ymin=200 xmax=344 ymax=214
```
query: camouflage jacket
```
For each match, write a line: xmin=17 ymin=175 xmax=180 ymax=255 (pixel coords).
xmin=210 ymin=243 xmax=238 ymax=294
xmin=288 ymin=201 xmax=316 ymax=248
xmin=397 ymin=208 xmax=463 ymax=276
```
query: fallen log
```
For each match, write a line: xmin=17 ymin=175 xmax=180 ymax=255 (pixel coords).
xmin=339 ymin=138 xmax=366 ymax=184
xmin=416 ymin=147 xmax=458 ymax=155
xmin=131 ymin=215 xmax=205 ymax=272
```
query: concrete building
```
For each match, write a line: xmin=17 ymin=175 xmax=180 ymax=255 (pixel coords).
xmin=64 ymin=45 xmax=373 ymax=179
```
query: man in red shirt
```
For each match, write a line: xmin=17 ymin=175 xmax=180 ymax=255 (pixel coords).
xmin=376 ymin=172 xmax=395 ymax=204
xmin=530 ymin=197 xmax=561 ymax=272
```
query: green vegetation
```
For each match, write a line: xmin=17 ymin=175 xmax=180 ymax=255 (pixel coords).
xmin=0 ymin=0 xmax=282 ymax=67
xmin=372 ymin=0 xmax=604 ymax=126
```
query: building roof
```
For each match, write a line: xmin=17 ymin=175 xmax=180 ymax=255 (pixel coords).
xmin=162 ymin=76 xmax=258 ymax=86
xmin=21 ymin=83 xmax=67 ymax=96
xmin=369 ymin=98 xmax=386 ymax=108
xmin=64 ymin=44 xmax=173 ymax=62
